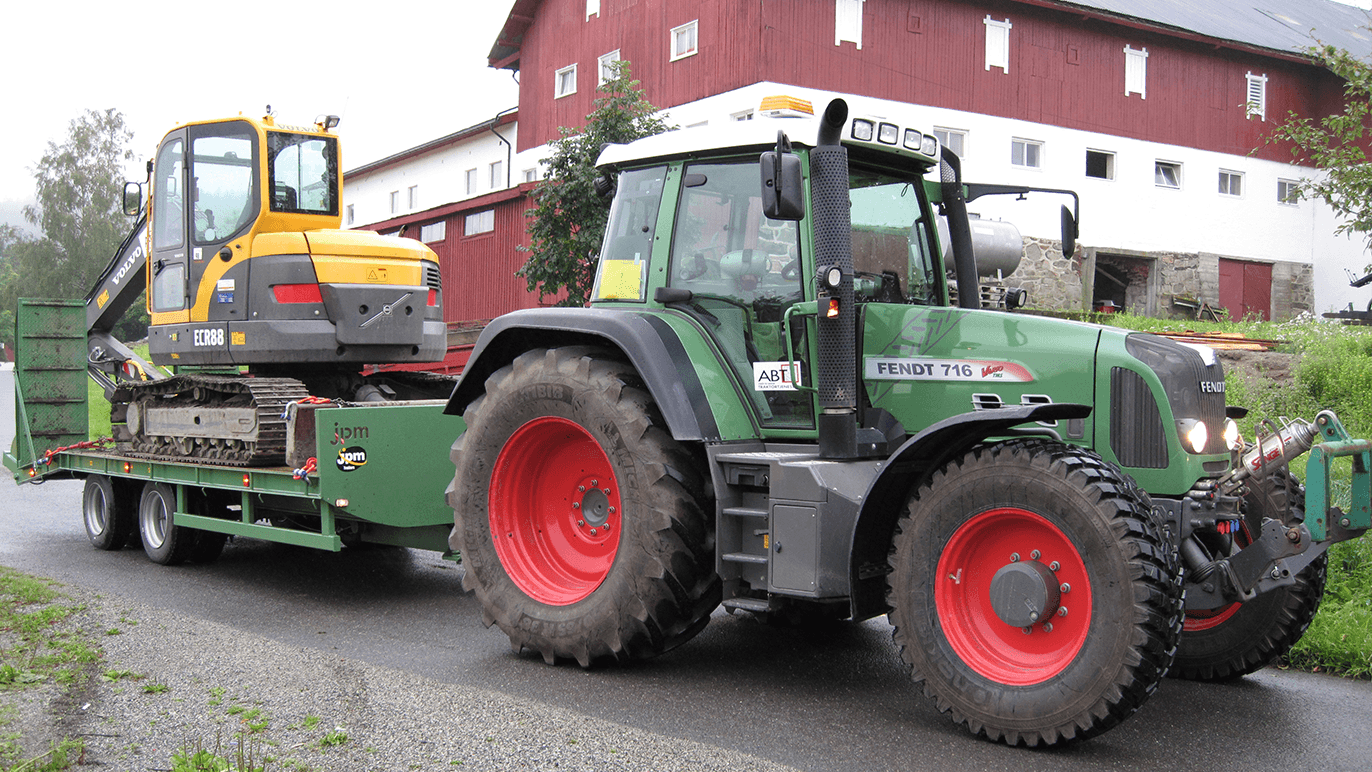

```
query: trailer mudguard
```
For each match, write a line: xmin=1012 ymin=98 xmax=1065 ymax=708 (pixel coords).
xmin=846 ymin=402 xmax=1092 ymax=620
xmin=444 ymin=308 xmax=719 ymax=442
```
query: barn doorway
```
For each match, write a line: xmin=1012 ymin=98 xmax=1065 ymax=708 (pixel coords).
xmin=1093 ymin=253 xmax=1155 ymax=315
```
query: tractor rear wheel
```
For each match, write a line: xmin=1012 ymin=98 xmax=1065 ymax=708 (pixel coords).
xmin=1172 ymin=470 xmax=1326 ymax=681
xmin=83 ymin=475 xmax=136 ymax=551
xmin=887 ymin=440 xmax=1182 ymax=746
xmin=448 ymin=347 xmax=720 ymax=666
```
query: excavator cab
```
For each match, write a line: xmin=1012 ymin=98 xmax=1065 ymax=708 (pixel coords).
xmin=132 ymin=113 xmax=445 ymax=370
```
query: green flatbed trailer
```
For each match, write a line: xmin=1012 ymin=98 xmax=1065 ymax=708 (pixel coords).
xmin=6 ymin=299 xmax=463 ymax=557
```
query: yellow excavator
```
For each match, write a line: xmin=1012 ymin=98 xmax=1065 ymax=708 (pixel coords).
xmin=87 ymin=110 xmax=447 ymax=464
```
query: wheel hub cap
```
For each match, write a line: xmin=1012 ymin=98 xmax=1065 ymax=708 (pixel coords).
xmin=989 ymin=560 xmax=1061 ymax=628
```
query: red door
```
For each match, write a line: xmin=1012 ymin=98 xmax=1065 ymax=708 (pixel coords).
xmin=1218 ymin=258 xmax=1272 ymax=321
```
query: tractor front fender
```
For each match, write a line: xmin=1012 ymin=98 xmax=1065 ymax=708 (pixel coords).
xmin=847 ymin=403 xmax=1092 ymax=621
xmin=444 ymin=308 xmax=720 ymax=442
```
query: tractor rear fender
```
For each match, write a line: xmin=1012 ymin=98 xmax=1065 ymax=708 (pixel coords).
xmin=444 ymin=308 xmax=720 ymax=442
xmin=847 ymin=402 xmax=1092 ymax=621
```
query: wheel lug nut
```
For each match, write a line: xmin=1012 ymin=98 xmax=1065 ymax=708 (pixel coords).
xmin=1042 ymin=622 xmax=1053 ymax=632
xmin=591 ymin=479 xmax=598 ymax=487
xmin=1057 ymin=606 xmax=1068 ymax=617
xmin=579 ymin=485 xmax=586 ymax=492
xmin=578 ymin=520 xmax=585 ymax=527
xmin=1060 ymin=583 xmax=1071 ymax=593
xmin=1010 ymin=553 xmax=1020 ymax=563
xmin=604 ymin=523 xmax=611 ymax=531
xmin=608 ymin=506 xmax=616 ymax=514
xmin=1022 ymin=627 xmax=1032 ymax=635
xmin=1030 ymin=550 xmax=1041 ymax=560
xmin=1049 ymin=561 xmax=1060 ymax=571
xmin=590 ymin=528 xmax=597 ymax=535
xmin=572 ymin=502 xmax=580 ymax=509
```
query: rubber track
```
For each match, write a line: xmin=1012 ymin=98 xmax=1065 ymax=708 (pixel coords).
xmin=120 ymin=375 xmax=310 ymax=466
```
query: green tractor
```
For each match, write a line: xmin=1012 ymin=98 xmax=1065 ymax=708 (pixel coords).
xmin=443 ymin=97 xmax=1367 ymax=745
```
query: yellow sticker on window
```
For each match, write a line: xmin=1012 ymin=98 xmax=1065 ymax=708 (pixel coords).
xmin=596 ymin=259 xmax=644 ymax=300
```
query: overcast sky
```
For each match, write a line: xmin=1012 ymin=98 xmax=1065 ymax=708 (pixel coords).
xmin=1 ymin=0 xmax=519 ymax=230
xmin=4 ymin=0 xmax=1370 ymax=233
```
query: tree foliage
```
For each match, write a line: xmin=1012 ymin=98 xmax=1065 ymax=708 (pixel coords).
xmin=1 ymin=109 xmax=146 ymax=348
xmin=518 ymin=60 xmax=672 ymax=306
xmin=1267 ymin=39 xmax=1372 ymax=267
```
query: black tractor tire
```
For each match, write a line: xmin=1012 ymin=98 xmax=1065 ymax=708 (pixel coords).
xmin=138 ymin=482 xmax=197 ymax=566
xmin=82 ymin=475 xmax=136 ymax=551
xmin=447 ymin=347 xmax=721 ymax=666
xmin=1172 ymin=469 xmax=1327 ymax=681
xmin=887 ymin=439 xmax=1183 ymax=747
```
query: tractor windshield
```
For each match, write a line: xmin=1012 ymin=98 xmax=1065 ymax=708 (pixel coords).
xmin=267 ymin=132 xmax=339 ymax=216
xmin=848 ymin=165 xmax=942 ymax=306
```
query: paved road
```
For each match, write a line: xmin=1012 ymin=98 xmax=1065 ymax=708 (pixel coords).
xmin=3 ymin=365 xmax=1371 ymax=770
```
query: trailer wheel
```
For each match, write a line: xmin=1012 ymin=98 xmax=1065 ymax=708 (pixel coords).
xmin=83 ymin=475 xmax=135 ymax=551
xmin=185 ymin=490 xmax=231 ymax=564
xmin=449 ymin=347 xmax=720 ymax=666
xmin=887 ymin=439 xmax=1182 ymax=746
xmin=138 ymin=482 xmax=196 ymax=566
xmin=1172 ymin=470 xmax=1326 ymax=681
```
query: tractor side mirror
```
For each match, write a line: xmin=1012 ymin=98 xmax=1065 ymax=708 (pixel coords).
xmin=760 ymin=131 xmax=804 ymax=221
xmin=1060 ymin=205 xmax=1078 ymax=259
xmin=123 ymin=182 xmax=142 ymax=217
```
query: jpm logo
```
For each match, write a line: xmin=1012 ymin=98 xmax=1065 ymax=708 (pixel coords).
xmin=336 ymin=446 xmax=368 ymax=472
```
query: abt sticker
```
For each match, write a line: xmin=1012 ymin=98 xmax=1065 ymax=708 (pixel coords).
xmin=753 ymin=362 xmax=804 ymax=391
xmin=336 ymin=446 xmax=368 ymax=472
xmin=865 ymin=357 xmax=1034 ymax=382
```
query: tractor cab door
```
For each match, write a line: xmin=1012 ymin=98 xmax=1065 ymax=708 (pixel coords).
xmin=149 ymin=129 xmax=190 ymax=323
xmin=665 ymin=160 xmax=814 ymax=430
xmin=187 ymin=122 xmax=258 ymax=323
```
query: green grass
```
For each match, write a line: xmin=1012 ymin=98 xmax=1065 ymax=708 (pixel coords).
xmin=1099 ymin=312 xmax=1372 ymax=676
xmin=86 ymin=342 xmax=160 ymax=441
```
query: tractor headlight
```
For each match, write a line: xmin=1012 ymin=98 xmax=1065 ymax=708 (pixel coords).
xmin=1179 ymin=419 xmax=1209 ymax=454
xmin=852 ymin=120 xmax=875 ymax=142
xmin=1223 ymin=418 xmax=1242 ymax=451
xmin=877 ymin=122 xmax=900 ymax=144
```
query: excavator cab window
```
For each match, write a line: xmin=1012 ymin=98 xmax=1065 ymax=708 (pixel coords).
xmin=190 ymin=129 xmax=255 ymax=245
xmin=267 ymin=132 xmax=338 ymax=216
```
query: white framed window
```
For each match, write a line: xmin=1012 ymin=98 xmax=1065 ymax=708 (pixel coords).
xmin=1155 ymin=161 xmax=1182 ymax=189
xmin=598 ymin=50 xmax=621 ymax=85
xmin=465 ymin=209 xmax=495 ymax=236
xmin=934 ymin=127 xmax=967 ymax=158
xmin=490 ymin=160 xmax=504 ymax=189
xmin=586 ymin=0 xmax=599 ymax=20
xmin=1124 ymin=46 xmax=1148 ymax=98
xmin=346 ymin=204 xmax=354 ymax=225
xmin=420 ymin=221 xmax=446 ymax=243
xmin=984 ymin=16 xmax=1012 ymax=73
xmin=671 ymin=20 xmax=699 ymax=61
xmin=836 ymin=0 xmax=864 ymax=49
xmin=465 ymin=168 xmax=478 ymax=196
xmin=1086 ymin=149 xmax=1115 ymax=180
xmin=1011 ymin=138 xmax=1042 ymax=169
xmin=555 ymin=64 xmax=577 ymax=99
xmin=1278 ymin=178 xmax=1301 ymax=205
xmin=408 ymin=185 xmax=418 ymax=210
xmin=523 ymin=168 xmax=537 ymax=183
xmin=732 ymin=110 xmax=755 ymax=121
xmin=1218 ymin=170 xmax=1244 ymax=197
xmin=389 ymin=190 xmax=399 ymax=214
xmin=1247 ymin=72 xmax=1268 ymax=120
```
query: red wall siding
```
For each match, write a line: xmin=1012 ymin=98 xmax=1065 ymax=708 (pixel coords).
xmin=512 ymin=0 xmax=1341 ymax=164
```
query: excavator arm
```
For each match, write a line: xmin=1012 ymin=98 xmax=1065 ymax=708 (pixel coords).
xmin=83 ymin=211 xmax=162 ymax=399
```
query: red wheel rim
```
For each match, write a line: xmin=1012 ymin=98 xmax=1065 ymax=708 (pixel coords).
xmin=1184 ymin=524 xmax=1251 ymax=632
xmin=935 ymin=508 xmax=1093 ymax=685
xmin=489 ymin=416 xmax=622 ymax=605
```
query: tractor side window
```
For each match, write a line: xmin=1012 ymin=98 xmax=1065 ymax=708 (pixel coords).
xmin=849 ymin=171 xmax=940 ymax=305
xmin=591 ymin=165 xmax=666 ymax=302
xmin=267 ymin=133 xmax=338 ymax=216
xmin=152 ymin=139 xmax=185 ymax=251
xmin=668 ymin=161 xmax=811 ymax=427
xmin=191 ymin=131 xmax=255 ymax=244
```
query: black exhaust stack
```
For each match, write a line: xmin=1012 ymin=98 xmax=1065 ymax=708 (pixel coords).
xmin=811 ymin=99 xmax=859 ymax=459
xmin=940 ymin=147 xmax=981 ymax=309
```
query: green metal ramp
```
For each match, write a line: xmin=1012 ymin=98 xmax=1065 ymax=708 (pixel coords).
xmin=5 ymin=299 xmax=87 ymax=480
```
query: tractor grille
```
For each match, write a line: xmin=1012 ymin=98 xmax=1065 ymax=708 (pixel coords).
xmin=1110 ymin=367 xmax=1169 ymax=469
xmin=1125 ymin=333 xmax=1227 ymax=455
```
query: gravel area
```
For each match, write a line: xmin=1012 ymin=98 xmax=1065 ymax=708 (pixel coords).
xmin=32 ymin=584 xmax=800 ymax=771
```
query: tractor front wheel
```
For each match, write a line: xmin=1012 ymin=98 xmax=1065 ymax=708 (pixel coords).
xmin=888 ymin=440 xmax=1182 ymax=746
xmin=1172 ymin=469 xmax=1326 ymax=681
xmin=448 ymin=347 xmax=720 ymax=666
